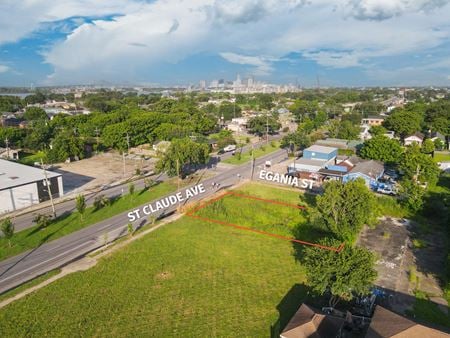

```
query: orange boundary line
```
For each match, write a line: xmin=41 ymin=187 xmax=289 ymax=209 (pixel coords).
xmin=186 ymin=192 xmax=344 ymax=252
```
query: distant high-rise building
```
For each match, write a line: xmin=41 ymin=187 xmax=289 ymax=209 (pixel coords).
xmin=199 ymin=80 xmax=206 ymax=89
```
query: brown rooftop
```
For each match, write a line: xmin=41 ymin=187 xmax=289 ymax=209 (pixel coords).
xmin=280 ymin=304 xmax=345 ymax=338
xmin=366 ymin=306 xmax=450 ymax=338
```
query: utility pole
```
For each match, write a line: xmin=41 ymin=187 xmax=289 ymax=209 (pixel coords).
xmin=94 ymin=127 xmax=100 ymax=154
xmin=122 ymin=152 xmax=126 ymax=178
xmin=176 ymin=158 xmax=180 ymax=191
xmin=266 ymin=112 xmax=269 ymax=145
xmin=250 ymin=143 xmax=255 ymax=180
xmin=123 ymin=133 xmax=130 ymax=178
xmin=5 ymin=137 xmax=10 ymax=160
xmin=40 ymin=159 xmax=56 ymax=219
xmin=126 ymin=133 xmax=130 ymax=154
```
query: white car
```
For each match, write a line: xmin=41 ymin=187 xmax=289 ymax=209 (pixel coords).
xmin=223 ymin=144 xmax=237 ymax=152
xmin=377 ymin=187 xmax=396 ymax=195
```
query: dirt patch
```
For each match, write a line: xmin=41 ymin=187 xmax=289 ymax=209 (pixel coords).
xmin=155 ymin=271 xmax=173 ymax=280
xmin=54 ymin=151 xmax=156 ymax=195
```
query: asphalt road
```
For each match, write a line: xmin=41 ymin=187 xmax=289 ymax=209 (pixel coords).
xmin=0 ymin=144 xmax=288 ymax=294
xmin=8 ymin=136 xmax=280 ymax=233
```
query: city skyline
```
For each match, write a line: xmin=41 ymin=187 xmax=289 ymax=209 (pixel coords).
xmin=1 ymin=1 xmax=450 ymax=87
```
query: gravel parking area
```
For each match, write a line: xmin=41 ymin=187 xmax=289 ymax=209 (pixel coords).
xmin=54 ymin=152 xmax=156 ymax=195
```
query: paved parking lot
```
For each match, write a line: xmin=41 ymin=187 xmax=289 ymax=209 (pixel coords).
xmin=358 ymin=217 xmax=448 ymax=314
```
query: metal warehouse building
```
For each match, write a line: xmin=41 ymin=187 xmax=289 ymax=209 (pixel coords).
xmin=0 ymin=159 xmax=63 ymax=214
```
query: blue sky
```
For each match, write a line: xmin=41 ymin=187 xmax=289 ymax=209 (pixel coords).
xmin=1 ymin=0 xmax=450 ymax=87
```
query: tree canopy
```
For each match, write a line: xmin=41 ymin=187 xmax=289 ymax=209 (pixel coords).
xmin=156 ymin=138 xmax=210 ymax=177
xmin=301 ymin=238 xmax=377 ymax=306
xmin=313 ymin=179 xmax=377 ymax=242
xmin=399 ymin=143 xmax=440 ymax=185
xmin=247 ymin=115 xmax=281 ymax=136
xmin=359 ymin=135 xmax=403 ymax=164
xmin=383 ymin=110 xmax=423 ymax=139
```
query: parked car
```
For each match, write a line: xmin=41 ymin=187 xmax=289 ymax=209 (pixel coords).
xmin=377 ymin=186 xmax=396 ymax=195
xmin=223 ymin=144 xmax=237 ymax=152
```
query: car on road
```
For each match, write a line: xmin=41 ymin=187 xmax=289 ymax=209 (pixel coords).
xmin=223 ymin=144 xmax=237 ymax=152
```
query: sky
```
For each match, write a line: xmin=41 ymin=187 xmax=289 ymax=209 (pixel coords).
xmin=0 ymin=0 xmax=450 ymax=87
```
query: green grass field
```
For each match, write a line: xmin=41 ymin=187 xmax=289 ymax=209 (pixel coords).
xmin=0 ymin=181 xmax=178 ymax=261
xmin=0 ymin=183 xmax=313 ymax=337
xmin=17 ymin=151 xmax=46 ymax=166
xmin=222 ymin=142 xmax=281 ymax=165
xmin=434 ymin=151 xmax=450 ymax=163
xmin=194 ymin=191 xmax=307 ymax=238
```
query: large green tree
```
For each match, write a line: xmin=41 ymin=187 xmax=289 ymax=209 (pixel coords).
xmin=337 ymin=120 xmax=359 ymax=140
xmin=421 ymin=139 xmax=435 ymax=154
xmin=398 ymin=179 xmax=426 ymax=212
xmin=359 ymin=135 xmax=403 ymax=164
xmin=302 ymin=238 xmax=377 ymax=307
xmin=383 ymin=110 xmax=423 ymax=139
xmin=314 ymin=179 xmax=377 ymax=242
xmin=281 ymin=131 xmax=311 ymax=151
xmin=24 ymin=107 xmax=48 ymax=121
xmin=399 ymin=144 xmax=440 ymax=185
xmin=47 ymin=131 xmax=85 ymax=163
xmin=156 ymin=138 xmax=210 ymax=177
xmin=247 ymin=115 xmax=281 ymax=137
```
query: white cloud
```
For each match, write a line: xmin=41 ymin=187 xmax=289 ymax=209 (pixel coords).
xmin=0 ymin=64 xmax=10 ymax=73
xmin=220 ymin=52 xmax=275 ymax=75
xmin=348 ymin=0 xmax=449 ymax=21
xmin=0 ymin=0 xmax=143 ymax=45
xmin=2 ymin=0 xmax=450 ymax=84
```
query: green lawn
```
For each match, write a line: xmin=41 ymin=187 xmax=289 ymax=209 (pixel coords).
xmin=195 ymin=189 xmax=307 ymax=237
xmin=434 ymin=151 xmax=450 ymax=163
xmin=17 ymin=151 xmax=46 ymax=166
xmin=0 ymin=270 xmax=60 ymax=303
xmin=0 ymin=183 xmax=314 ymax=337
xmin=0 ymin=181 xmax=178 ymax=261
xmin=222 ymin=141 xmax=281 ymax=165
xmin=407 ymin=291 xmax=450 ymax=328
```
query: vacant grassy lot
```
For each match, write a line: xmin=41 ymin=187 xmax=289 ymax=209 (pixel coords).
xmin=194 ymin=192 xmax=307 ymax=237
xmin=0 ymin=181 xmax=178 ymax=260
xmin=0 ymin=183 xmax=312 ymax=337
xmin=223 ymin=141 xmax=280 ymax=165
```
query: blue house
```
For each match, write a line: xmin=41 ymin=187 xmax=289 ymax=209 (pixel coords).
xmin=343 ymin=160 xmax=384 ymax=189
xmin=302 ymin=145 xmax=338 ymax=162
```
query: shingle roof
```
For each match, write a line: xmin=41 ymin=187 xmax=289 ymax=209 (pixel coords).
xmin=366 ymin=306 xmax=450 ymax=337
xmin=349 ymin=160 xmax=384 ymax=179
xmin=281 ymin=304 xmax=345 ymax=338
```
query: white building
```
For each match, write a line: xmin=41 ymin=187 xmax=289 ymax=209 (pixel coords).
xmin=227 ymin=117 xmax=248 ymax=133
xmin=0 ymin=159 xmax=63 ymax=214
xmin=404 ymin=132 xmax=424 ymax=146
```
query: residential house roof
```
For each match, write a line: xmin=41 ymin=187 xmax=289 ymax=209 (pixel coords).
xmin=280 ymin=304 xmax=345 ymax=338
xmin=348 ymin=160 xmax=384 ymax=179
xmin=405 ymin=132 xmax=424 ymax=140
xmin=366 ymin=306 xmax=450 ymax=338
xmin=430 ymin=131 xmax=445 ymax=141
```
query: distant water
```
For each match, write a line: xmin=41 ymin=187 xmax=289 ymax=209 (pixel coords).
xmin=0 ymin=93 xmax=32 ymax=98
